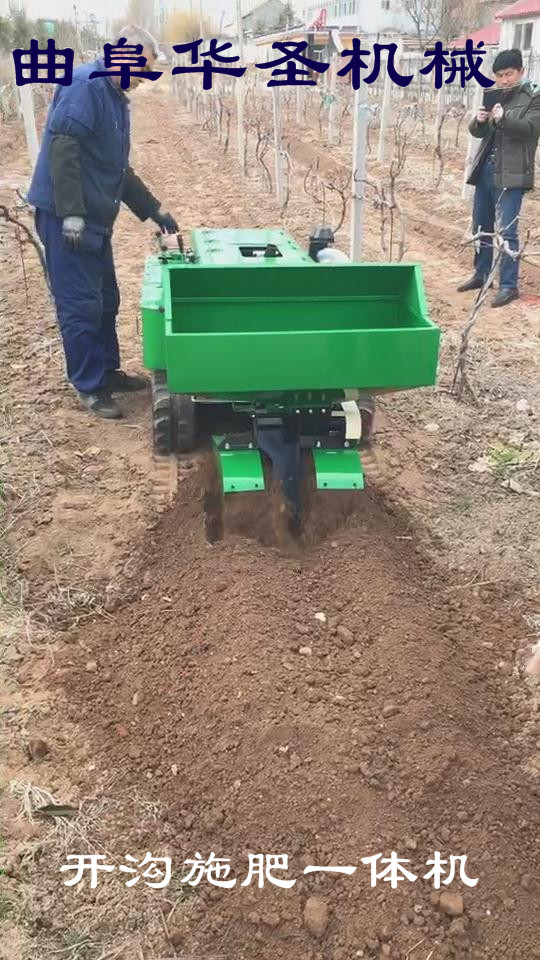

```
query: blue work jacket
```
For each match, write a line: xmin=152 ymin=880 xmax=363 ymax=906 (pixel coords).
xmin=28 ymin=59 xmax=134 ymax=233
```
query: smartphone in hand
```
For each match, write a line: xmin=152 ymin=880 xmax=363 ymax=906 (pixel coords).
xmin=482 ymin=88 xmax=515 ymax=111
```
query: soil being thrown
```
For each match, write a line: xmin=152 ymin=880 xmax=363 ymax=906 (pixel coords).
xmin=56 ymin=466 xmax=540 ymax=960
xmin=201 ymin=446 xmax=363 ymax=549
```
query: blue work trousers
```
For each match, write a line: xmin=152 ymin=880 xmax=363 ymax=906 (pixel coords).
xmin=36 ymin=210 xmax=120 ymax=393
xmin=473 ymin=158 xmax=524 ymax=291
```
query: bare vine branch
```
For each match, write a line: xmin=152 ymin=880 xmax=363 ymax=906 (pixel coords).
xmin=0 ymin=203 xmax=49 ymax=286
xmin=452 ymin=215 xmax=527 ymax=400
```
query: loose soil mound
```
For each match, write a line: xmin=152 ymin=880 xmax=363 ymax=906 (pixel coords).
xmin=55 ymin=468 xmax=540 ymax=960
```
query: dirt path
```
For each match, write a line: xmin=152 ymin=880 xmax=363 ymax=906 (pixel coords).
xmin=0 ymin=82 xmax=539 ymax=960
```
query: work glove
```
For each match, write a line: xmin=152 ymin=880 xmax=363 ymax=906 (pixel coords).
xmin=153 ymin=209 xmax=179 ymax=234
xmin=62 ymin=216 xmax=85 ymax=250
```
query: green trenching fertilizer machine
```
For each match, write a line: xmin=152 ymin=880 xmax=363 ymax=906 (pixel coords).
xmin=141 ymin=227 xmax=440 ymax=538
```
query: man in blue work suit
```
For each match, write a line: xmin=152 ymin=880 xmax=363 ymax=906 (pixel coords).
xmin=28 ymin=25 xmax=179 ymax=419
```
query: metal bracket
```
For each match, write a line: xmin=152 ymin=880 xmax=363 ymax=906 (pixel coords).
xmin=313 ymin=449 xmax=365 ymax=491
xmin=256 ymin=421 xmax=301 ymax=517
xmin=215 ymin=445 xmax=266 ymax=494
xmin=331 ymin=400 xmax=362 ymax=441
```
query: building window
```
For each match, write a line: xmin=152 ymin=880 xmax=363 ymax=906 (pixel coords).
xmin=381 ymin=0 xmax=390 ymax=9
xmin=514 ymin=21 xmax=533 ymax=49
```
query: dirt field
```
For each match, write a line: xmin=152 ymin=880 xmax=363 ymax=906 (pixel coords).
xmin=1 ymin=77 xmax=539 ymax=960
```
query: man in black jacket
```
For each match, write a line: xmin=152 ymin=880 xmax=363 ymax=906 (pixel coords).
xmin=458 ymin=48 xmax=540 ymax=308
xmin=28 ymin=25 xmax=179 ymax=419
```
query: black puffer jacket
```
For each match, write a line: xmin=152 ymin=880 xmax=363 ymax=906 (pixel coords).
xmin=467 ymin=81 xmax=540 ymax=191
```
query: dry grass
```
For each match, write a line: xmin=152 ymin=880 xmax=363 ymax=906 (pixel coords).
xmin=8 ymin=781 xmax=123 ymax=864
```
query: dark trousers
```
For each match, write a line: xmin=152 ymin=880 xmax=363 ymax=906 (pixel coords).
xmin=36 ymin=210 xmax=120 ymax=393
xmin=473 ymin=158 xmax=524 ymax=290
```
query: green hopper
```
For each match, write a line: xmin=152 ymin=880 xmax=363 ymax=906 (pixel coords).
xmin=141 ymin=227 xmax=440 ymax=536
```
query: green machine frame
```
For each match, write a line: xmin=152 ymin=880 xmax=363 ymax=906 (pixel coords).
xmin=141 ymin=228 xmax=440 ymax=521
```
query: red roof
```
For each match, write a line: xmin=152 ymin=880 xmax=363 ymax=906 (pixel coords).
xmin=496 ymin=0 xmax=540 ymax=18
xmin=454 ymin=21 xmax=501 ymax=45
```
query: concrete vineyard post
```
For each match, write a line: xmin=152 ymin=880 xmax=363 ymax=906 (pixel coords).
xmin=350 ymin=75 xmax=368 ymax=261
xmin=349 ymin=9 xmax=367 ymax=262
xmin=236 ymin=0 xmax=247 ymax=175
xmin=18 ymin=83 xmax=39 ymax=167
xmin=328 ymin=54 xmax=338 ymax=146
xmin=377 ymin=41 xmax=400 ymax=164
xmin=272 ymin=86 xmax=285 ymax=208
xmin=434 ymin=82 xmax=445 ymax=147
xmin=296 ymin=86 xmax=303 ymax=126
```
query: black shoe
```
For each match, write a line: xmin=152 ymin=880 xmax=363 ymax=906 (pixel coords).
xmin=491 ymin=288 xmax=520 ymax=308
xmin=457 ymin=275 xmax=487 ymax=292
xmin=77 ymin=389 xmax=123 ymax=419
xmin=105 ymin=369 xmax=148 ymax=393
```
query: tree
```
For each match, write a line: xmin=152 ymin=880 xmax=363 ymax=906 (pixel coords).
xmin=3 ymin=12 xmax=103 ymax=58
xmin=11 ymin=11 xmax=32 ymax=49
xmin=164 ymin=11 xmax=217 ymax=43
xmin=0 ymin=16 xmax=12 ymax=53
xmin=251 ymin=2 xmax=298 ymax=37
xmin=275 ymin=2 xmax=296 ymax=30
xmin=110 ymin=17 xmax=127 ymax=41
xmin=126 ymin=0 xmax=156 ymax=34
xmin=443 ymin=0 xmax=484 ymax=40
xmin=398 ymin=0 xmax=480 ymax=43
xmin=398 ymin=0 xmax=439 ymax=45
xmin=438 ymin=0 xmax=474 ymax=42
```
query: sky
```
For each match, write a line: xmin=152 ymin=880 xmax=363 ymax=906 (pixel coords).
xmin=20 ymin=0 xmax=248 ymax=32
xmin=23 ymin=0 xmax=125 ymax=27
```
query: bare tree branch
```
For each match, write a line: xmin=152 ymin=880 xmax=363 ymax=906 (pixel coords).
xmin=452 ymin=212 xmax=527 ymax=400
xmin=0 ymin=203 xmax=49 ymax=287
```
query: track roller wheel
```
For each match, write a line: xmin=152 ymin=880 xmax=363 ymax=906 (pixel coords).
xmin=171 ymin=393 xmax=197 ymax=454
xmin=151 ymin=371 xmax=197 ymax=456
xmin=152 ymin=370 xmax=173 ymax=456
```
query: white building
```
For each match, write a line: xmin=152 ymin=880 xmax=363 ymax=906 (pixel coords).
xmin=0 ymin=0 xmax=23 ymax=13
xmin=301 ymin=0 xmax=414 ymax=34
xmin=225 ymin=0 xmax=290 ymax=36
xmin=497 ymin=0 xmax=540 ymax=54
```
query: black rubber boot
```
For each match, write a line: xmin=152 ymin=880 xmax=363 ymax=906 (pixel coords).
xmin=105 ymin=369 xmax=148 ymax=392
xmin=491 ymin=288 xmax=520 ymax=308
xmin=457 ymin=275 xmax=486 ymax=292
xmin=77 ymin=389 xmax=123 ymax=419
